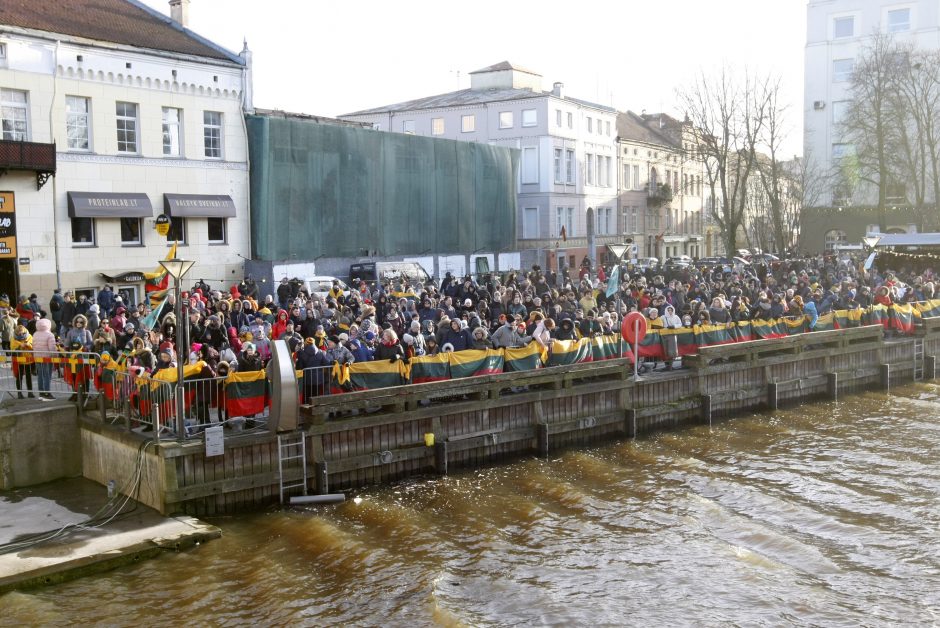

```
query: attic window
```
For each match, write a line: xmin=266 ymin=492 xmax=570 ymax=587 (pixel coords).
xmin=126 ymin=62 xmax=132 ymax=69
xmin=0 ymin=43 xmax=6 ymax=60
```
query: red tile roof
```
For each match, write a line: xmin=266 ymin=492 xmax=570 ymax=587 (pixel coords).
xmin=0 ymin=0 xmax=239 ymax=63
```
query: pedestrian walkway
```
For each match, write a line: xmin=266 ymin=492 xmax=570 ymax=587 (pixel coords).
xmin=0 ymin=478 xmax=219 ymax=593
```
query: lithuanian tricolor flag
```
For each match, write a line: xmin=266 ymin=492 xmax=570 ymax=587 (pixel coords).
xmin=546 ymin=338 xmax=593 ymax=367
xmin=447 ymin=348 xmax=505 ymax=378
xmin=888 ymin=303 xmax=916 ymax=333
xmin=813 ymin=312 xmax=836 ymax=331
xmin=782 ymin=316 xmax=808 ymax=335
xmin=223 ymin=369 xmax=268 ymax=417
xmin=348 ymin=359 xmax=407 ymax=390
xmin=913 ymin=299 xmax=940 ymax=319
xmin=750 ymin=318 xmax=788 ymax=339
xmin=590 ymin=334 xmax=621 ymax=361
xmin=503 ymin=342 xmax=543 ymax=372
xmin=143 ymin=242 xmax=179 ymax=294
xmin=409 ymin=353 xmax=451 ymax=383
xmin=693 ymin=323 xmax=734 ymax=348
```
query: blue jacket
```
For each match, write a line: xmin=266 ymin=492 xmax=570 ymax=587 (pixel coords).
xmin=803 ymin=301 xmax=819 ymax=329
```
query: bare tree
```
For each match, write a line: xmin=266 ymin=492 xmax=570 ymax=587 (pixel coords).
xmin=678 ymin=67 xmax=771 ymax=256
xmin=841 ymin=33 xmax=903 ymax=229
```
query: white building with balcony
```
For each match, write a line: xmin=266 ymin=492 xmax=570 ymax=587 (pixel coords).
xmin=0 ymin=0 xmax=251 ymax=306
xmin=342 ymin=62 xmax=619 ymax=274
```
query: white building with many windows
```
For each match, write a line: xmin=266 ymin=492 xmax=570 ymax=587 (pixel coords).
xmin=804 ymin=0 xmax=940 ymax=204
xmin=0 ymin=0 xmax=251 ymax=306
xmin=342 ymin=62 xmax=620 ymax=274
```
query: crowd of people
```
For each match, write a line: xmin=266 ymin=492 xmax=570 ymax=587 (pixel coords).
xmin=0 ymin=252 xmax=935 ymax=400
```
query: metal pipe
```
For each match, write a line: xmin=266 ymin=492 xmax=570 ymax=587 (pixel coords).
xmin=175 ymin=277 xmax=186 ymax=440
xmin=290 ymin=494 xmax=346 ymax=505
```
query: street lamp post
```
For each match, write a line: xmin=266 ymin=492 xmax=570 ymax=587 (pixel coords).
xmin=159 ymin=257 xmax=196 ymax=440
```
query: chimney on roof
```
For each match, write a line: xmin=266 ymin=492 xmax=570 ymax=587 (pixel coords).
xmin=169 ymin=0 xmax=190 ymax=27
xmin=552 ymin=82 xmax=565 ymax=98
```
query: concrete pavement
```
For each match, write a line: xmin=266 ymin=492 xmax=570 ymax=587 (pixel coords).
xmin=0 ymin=477 xmax=220 ymax=593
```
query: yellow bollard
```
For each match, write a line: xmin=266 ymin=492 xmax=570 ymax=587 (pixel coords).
xmin=424 ymin=433 xmax=435 ymax=447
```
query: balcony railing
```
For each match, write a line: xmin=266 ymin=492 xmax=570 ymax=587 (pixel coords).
xmin=0 ymin=139 xmax=57 ymax=189
xmin=647 ymin=183 xmax=673 ymax=208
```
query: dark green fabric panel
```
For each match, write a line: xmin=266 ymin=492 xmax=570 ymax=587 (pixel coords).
xmin=247 ymin=115 xmax=519 ymax=260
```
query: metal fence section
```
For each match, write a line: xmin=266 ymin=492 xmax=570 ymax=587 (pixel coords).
xmin=109 ymin=369 xmax=174 ymax=440
xmin=0 ymin=350 xmax=99 ymax=402
xmin=298 ymin=366 xmax=334 ymax=403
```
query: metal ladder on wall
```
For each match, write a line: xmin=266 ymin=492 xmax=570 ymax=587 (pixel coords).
xmin=277 ymin=432 xmax=308 ymax=505
xmin=913 ymin=338 xmax=925 ymax=381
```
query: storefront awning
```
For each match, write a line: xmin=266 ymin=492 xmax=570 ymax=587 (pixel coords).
xmin=164 ymin=194 xmax=236 ymax=218
xmin=67 ymin=192 xmax=153 ymax=218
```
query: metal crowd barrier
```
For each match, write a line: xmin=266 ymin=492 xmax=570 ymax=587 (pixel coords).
xmin=298 ymin=365 xmax=334 ymax=402
xmin=0 ymin=349 xmax=100 ymax=403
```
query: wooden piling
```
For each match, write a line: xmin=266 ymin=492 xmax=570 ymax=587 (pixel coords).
xmin=826 ymin=372 xmax=838 ymax=401
xmin=880 ymin=364 xmax=890 ymax=392
xmin=926 ymin=355 xmax=937 ymax=380
xmin=767 ymin=383 xmax=779 ymax=410
xmin=537 ymin=423 xmax=549 ymax=458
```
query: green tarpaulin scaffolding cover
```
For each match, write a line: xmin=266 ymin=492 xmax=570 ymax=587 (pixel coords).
xmin=247 ymin=112 xmax=519 ymax=261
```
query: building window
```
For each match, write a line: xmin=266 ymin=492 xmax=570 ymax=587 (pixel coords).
xmin=499 ymin=111 xmax=513 ymax=129
xmin=115 ymin=101 xmax=138 ymax=153
xmin=523 ymin=207 xmax=539 ymax=239
xmin=565 ymin=149 xmax=574 ymax=184
xmin=120 ymin=217 xmax=142 ymax=245
xmin=556 ymin=207 xmax=574 ymax=237
xmin=461 ymin=114 xmax=475 ymax=133
xmin=567 ymin=112 xmax=573 ymax=129
xmin=203 ymin=111 xmax=222 ymax=158
xmin=207 ymin=217 xmax=227 ymax=244
xmin=586 ymin=153 xmax=595 ymax=185
xmin=596 ymin=207 xmax=612 ymax=235
xmin=832 ymin=100 xmax=850 ymax=130
xmin=556 ymin=109 xmax=562 ymax=126
xmin=554 ymin=148 xmax=562 ymax=183
xmin=522 ymin=109 xmax=537 ymax=127
xmin=831 ymin=143 xmax=853 ymax=159
xmin=162 ymin=107 xmax=182 ymax=156
xmin=633 ymin=165 xmax=640 ymax=189
xmin=0 ymin=43 xmax=6 ymax=61
xmin=833 ymin=58 xmax=854 ymax=83
xmin=824 ymin=229 xmax=848 ymax=252
xmin=833 ymin=15 xmax=855 ymax=38
xmin=605 ymin=121 xmax=611 ymax=136
xmin=402 ymin=119 xmax=415 ymax=134
xmin=522 ymin=146 xmax=538 ymax=184
xmin=1 ymin=89 xmax=28 ymax=141
xmin=66 ymin=96 xmax=90 ymax=150
xmin=71 ymin=218 xmax=95 ymax=246
xmin=431 ymin=118 xmax=444 ymax=135
xmin=887 ymin=8 xmax=910 ymax=32
xmin=587 ymin=117 xmax=593 ymax=133
xmin=623 ymin=163 xmax=631 ymax=189
xmin=167 ymin=216 xmax=186 ymax=244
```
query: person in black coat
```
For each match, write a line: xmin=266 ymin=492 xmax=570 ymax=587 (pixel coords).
xmin=295 ymin=338 xmax=330 ymax=398
xmin=373 ymin=328 xmax=407 ymax=362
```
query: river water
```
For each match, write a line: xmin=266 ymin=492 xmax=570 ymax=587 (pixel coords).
xmin=4 ymin=383 xmax=940 ymax=626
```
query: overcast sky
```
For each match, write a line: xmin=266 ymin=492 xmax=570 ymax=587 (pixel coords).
xmin=140 ymin=0 xmax=808 ymax=155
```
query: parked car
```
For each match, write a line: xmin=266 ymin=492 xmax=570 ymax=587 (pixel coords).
xmin=663 ymin=255 xmax=693 ymax=271
xmin=304 ymin=276 xmax=349 ymax=299
xmin=627 ymin=257 xmax=659 ymax=271
xmin=348 ymin=261 xmax=431 ymax=288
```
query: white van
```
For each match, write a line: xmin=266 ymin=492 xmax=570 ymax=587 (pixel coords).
xmin=348 ymin=261 xmax=431 ymax=287
xmin=304 ymin=276 xmax=348 ymax=300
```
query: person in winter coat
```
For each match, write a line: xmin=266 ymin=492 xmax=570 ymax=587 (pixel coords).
xmin=554 ymin=317 xmax=577 ymax=341
xmin=85 ymin=303 xmax=101 ymax=332
xmin=65 ymin=314 xmax=94 ymax=351
xmin=201 ymin=315 xmax=225 ymax=350
xmin=470 ymin=326 xmax=493 ymax=350
xmin=271 ymin=309 xmax=290 ymax=340
xmin=10 ymin=324 xmax=33 ymax=397
xmin=32 ymin=318 xmax=57 ymax=399
xmin=441 ymin=319 xmax=472 ymax=352
xmin=93 ymin=319 xmax=117 ymax=355
xmin=349 ymin=337 xmax=374 ymax=363
xmin=236 ymin=342 xmax=264 ymax=372
xmin=295 ymin=338 xmax=331 ymax=398
xmin=324 ymin=335 xmax=355 ymax=365
xmin=491 ymin=318 xmax=532 ymax=349
xmin=373 ymin=328 xmax=406 ymax=362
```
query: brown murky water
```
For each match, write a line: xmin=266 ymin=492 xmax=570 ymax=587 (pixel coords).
xmin=3 ymin=383 xmax=940 ymax=626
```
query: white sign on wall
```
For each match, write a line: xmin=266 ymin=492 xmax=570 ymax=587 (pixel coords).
xmin=205 ymin=425 xmax=224 ymax=457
